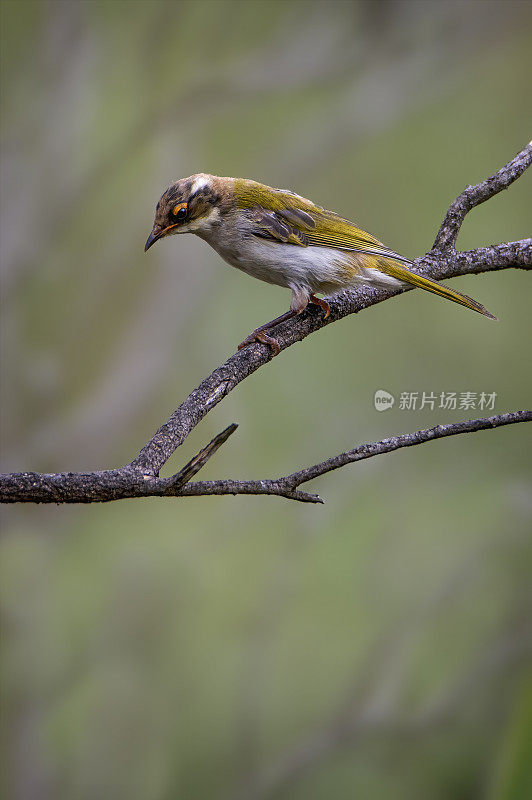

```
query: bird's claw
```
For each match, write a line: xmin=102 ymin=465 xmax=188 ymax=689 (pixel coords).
xmin=309 ymin=294 xmax=331 ymax=318
xmin=237 ymin=330 xmax=281 ymax=356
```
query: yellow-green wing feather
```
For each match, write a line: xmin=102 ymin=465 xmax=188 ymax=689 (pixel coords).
xmin=234 ymin=178 xmax=408 ymax=260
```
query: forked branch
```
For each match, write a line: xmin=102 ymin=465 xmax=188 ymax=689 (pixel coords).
xmin=432 ymin=140 xmax=532 ymax=251
xmin=1 ymin=143 xmax=531 ymax=504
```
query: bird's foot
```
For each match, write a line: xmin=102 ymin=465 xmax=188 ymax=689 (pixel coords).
xmin=309 ymin=294 xmax=331 ymax=318
xmin=237 ymin=329 xmax=281 ymax=356
xmin=237 ymin=309 xmax=297 ymax=356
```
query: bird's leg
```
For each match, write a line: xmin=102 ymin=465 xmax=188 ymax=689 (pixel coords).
xmin=309 ymin=294 xmax=331 ymax=318
xmin=237 ymin=287 xmax=310 ymax=356
xmin=237 ymin=310 xmax=297 ymax=355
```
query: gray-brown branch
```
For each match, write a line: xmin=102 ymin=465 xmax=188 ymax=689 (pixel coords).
xmin=432 ymin=140 xmax=532 ymax=251
xmin=1 ymin=143 xmax=531 ymax=504
xmin=1 ymin=412 xmax=530 ymax=505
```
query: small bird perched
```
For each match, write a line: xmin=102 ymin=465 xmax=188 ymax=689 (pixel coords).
xmin=145 ymin=174 xmax=496 ymax=354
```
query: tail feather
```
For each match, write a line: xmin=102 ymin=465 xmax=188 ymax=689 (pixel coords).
xmin=376 ymin=257 xmax=497 ymax=320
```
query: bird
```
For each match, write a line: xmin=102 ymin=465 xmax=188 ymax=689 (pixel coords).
xmin=145 ymin=173 xmax=496 ymax=355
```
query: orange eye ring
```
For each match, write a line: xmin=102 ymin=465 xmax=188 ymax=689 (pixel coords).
xmin=172 ymin=202 xmax=188 ymax=217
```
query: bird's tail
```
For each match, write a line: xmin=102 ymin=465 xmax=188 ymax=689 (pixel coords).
xmin=367 ymin=251 xmax=497 ymax=320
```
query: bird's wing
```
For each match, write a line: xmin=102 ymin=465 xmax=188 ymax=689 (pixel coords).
xmin=235 ymin=180 xmax=409 ymax=263
xmin=247 ymin=207 xmax=308 ymax=246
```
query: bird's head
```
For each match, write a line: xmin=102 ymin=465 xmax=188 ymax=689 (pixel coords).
xmin=145 ymin=173 xmax=227 ymax=251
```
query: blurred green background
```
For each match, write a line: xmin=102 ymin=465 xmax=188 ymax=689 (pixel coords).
xmin=1 ymin=1 xmax=531 ymax=798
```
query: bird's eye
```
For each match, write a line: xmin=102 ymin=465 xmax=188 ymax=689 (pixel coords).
xmin=172 ymin=202 xmax=188 ymax=221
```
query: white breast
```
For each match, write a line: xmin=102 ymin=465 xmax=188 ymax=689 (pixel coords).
xmin=212 ymin=235 xmax=351 ymax=293
xmin=197 ymin=214 xmax=403 ymax=296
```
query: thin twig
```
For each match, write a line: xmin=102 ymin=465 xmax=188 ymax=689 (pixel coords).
xmin=162 ymin=423 xmax=238 ymax=490
xmin=432 ymin=140 xmax=532 ymax=251
xmin=282 ymin=411 xmax=532 ymax=488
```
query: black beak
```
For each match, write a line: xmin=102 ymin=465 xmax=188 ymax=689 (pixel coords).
xmin=144 ymin=225 xmax=163 ymax=252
